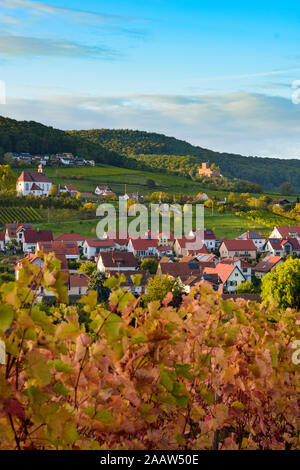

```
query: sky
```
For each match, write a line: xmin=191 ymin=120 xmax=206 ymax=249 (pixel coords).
xmin=0 ymin=0 xmax=300 ymax=158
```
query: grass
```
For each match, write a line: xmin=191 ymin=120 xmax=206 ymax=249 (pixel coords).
xmin=17 ymin=165 xmax=298 ymax=200
xmin=33 ymin=208 xmax=270 ymax=240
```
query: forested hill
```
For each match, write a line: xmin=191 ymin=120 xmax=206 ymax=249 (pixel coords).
xmin=0 ymin=117 xmax=137 ymax=169
xmin=70 ymin=129 xmax=300 ymax=192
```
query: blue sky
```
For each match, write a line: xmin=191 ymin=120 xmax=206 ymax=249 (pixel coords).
xmin=0 ymin=0 xmax=300 ymax=157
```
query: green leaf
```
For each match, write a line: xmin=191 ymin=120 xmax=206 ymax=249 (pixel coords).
xmin=0 ymin=304 xmax=14 ymax=332
xmin=95 ymin=409 xmax=114 ymax=425
xmin=160 ymin=369 xmax=175 ymax=392
xmin=53 ymin=381 xmax=70 ymax=396
xmin=175 ymin=363 xmax=193 ymax=380
xmin=52 ymin=360 xmax=73 ymax=373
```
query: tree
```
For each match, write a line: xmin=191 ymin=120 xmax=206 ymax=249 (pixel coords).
xmin=235 ymin=281 xmax=256 ymax=294
xmin=142 ymin=274 xmax=182 ymax=304
xmin=49 ymin=185 xmax=58 ymax=196
xmin=261 ymin=257 xmax=300 ymax=309
xmin=79 ymin=261 xmax=97 ymax=277
xmin=0 ymin=165 xmax=16 ymax=193
xmin=279 ymin=181 xmax=294 ymax=195
xmin=146 ymin=178 xmax=156 ymax=189
xmin=88 ymin=271 xmax=110 ymax=303
xmin=141 ymin=258 xmax=158 ymax=274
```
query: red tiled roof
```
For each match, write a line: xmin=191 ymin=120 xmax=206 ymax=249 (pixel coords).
xmin=85 ymin=238 xmax=116 ymax=248
xmin=99 ymin=251 xmax=137 ymax=269
xmin=54 ymin=233 xmax=86 ymax=242
xmin=204 ymin=263 xmax=239 ymax=283
xmin=221 ymin=239 xmax=257 ymax=251
xmin=220 ymin=257 xmax=253 ymax=268
xmin=65 ymin=185 xmax=77 ymax=191
xmin=23 ymin=230 xmax=53 ymax=244
xmin=130 ymin=239 xmax=158 ymax=250
xmin=18 ymin=171 xmax=51 ymax=183
xmin=237 ymin=231 xmax=265 ymax=240
xmin=274 ymin=226 xmax=300 ymax=238
xmin=6 ymin=223 xmax=33 ymax=239
xmin=253 ymin=256 xmax=283 ymax=273
xmin=37 ymin=240 xmax=79 ymax=256
xmin=69 ymin=274 xmax=89 ymax=288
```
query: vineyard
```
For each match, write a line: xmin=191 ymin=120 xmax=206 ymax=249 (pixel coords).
xmin=0 ymin=207 xmax=43 ymax=227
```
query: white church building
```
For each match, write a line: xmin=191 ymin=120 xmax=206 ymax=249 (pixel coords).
xmin=16 ymin=164 xmax=53 ymax=197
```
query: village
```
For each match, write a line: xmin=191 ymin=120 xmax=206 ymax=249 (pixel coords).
xmin=0 ymin=164 xmax=297 ymax=303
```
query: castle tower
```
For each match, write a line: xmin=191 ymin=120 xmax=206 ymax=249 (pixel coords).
xmin=38 ymin=162 xmax=44 ymax=174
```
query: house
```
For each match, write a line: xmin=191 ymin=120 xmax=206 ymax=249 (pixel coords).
xmin=194 ymin=193 xmax=210 ymax=202
xmin=202 ymin=229 xmax=217 ymax=252
xmin=269 ymin=226 xmax=300 ymax=242
xmin=5 ymin=223 xmax=33 ymax=244
xmin=219 ymin=240 xmax=257 ymax=260
xmin=264 ymin=238 xmax=300 ymax=257
xmin=158 ymin=232 xmax=175 ymax=247
xmin=119 ymin=193 xmax=142 ymax=202
xmin=22 ymin=229 xmax=53 ymax=253
xmin=0 ymin=232 xmax=5 ymax=251
xmin=198 ymin=162 xmax=223 ymax=178
xmin=83 ymin=238 xmax=116 ymax=260
xmin=156 ymin=245 xmax=173 ymax=257
xmin=64 ymin=185 xmax=78 ymax=196
xmin=68 ymin=274 xmax=89 ymax=297
xmin=196 ymin=253 xmax=218 ymax=264
xmin=253 ymin=256 xmax=284 ymax=280
xmin=173 ymin=233 xmax=208 ymax=257
xmin=16 ymin=166 xmax=52 ymax=197
xmin=237 ymin=231 xmax=266 ymax=251
xmin=54 ymin=233 xmax=86 ymax=248
xmin=97 ymin=251 xmax=137 ymax=273
xmin=271 ymin=199 xmax=291 ymax=208
xmin=15 ymin=253 xmax=44 ymax=280
xmin=127 ymin=238 xmax=158 ymax=258
xmin=36 ymin=241 xmax=80 ymax=261
xmin=157 ymin=260 xmax=202 ymax=282
xmin=95 ymin=186 xmax=116 ymax=197
xmin=220 ymin=257 xmax=253 ymax=282
xmin=116 ymin=270 xmax=150 ymax=296
xmin=203 ymin=263 xmax=246 ymax=293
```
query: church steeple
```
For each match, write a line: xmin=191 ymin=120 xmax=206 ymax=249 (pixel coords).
xmin=38 ymin=162 xmax=44 ymax=174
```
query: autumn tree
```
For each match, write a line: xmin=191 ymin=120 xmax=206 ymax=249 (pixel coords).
xmin=261 ymin=257 xmax=300 ymax=309
xmin=140 ymin=258 xmax=158 ymax=275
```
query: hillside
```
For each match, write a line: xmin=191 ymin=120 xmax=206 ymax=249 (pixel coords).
xmin=0 ymin=116 xmax=137 ymax=169
xmin=70 ymin=129 xmax=300 ymax=192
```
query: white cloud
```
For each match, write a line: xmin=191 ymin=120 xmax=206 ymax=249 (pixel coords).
xmin=1 ymin=91 xmax=300 ymax=158
xmin=0 ymin=34 xmax=117 ymax=58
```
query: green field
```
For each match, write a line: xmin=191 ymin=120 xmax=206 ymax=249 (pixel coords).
xmin=33 ymin=208 xmax=271 ymax=240
xmin=18 ymin=165 xmax=296 ymax=200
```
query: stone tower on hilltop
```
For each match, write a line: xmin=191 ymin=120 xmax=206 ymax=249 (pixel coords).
xmin=198 ymin=162 xmax=223 ymax=178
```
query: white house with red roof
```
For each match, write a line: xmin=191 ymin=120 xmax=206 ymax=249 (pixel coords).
xmin=269 ymin=226 xmax=300 ymax=242
xmin=5 ymin=223 xmax=33 ymax=244
xmin=237 ymin=231 xmax=266 ymax=251
xmin=203 ymin=263 xmax=246 ymax=293
xmin=264 ymin=238 xmax=300 ymax=257
xmin=95 ymin=186 xmax=116 ymax=197
xmin=97 ymin=251 xmax=138 ymax=273
xmin=83 ymin=238 xmax=116 ymax=260
xmin=220 ymin=257 xmax=253 ymax=282
xmin=127 ymin=238 xmax=158 ymax=258
xmin=16 ymin=167 xmax=52 ymax=197
xmin=22 ymin=229 xmax=53 ymax=253
xmin=36 ymin=240 xmax=80 ymax=261
xmin=0 ymin=232 xmax=5 ymax=251
xmin=219 ymin=239 xmax=257 ymax=260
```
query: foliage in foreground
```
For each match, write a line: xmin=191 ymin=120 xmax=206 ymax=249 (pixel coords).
xmin=0 ymin=254 xmax=299 ymax=450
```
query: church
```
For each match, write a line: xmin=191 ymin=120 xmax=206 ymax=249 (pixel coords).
xmin=16 ymin=164 xmax=53 ymax=197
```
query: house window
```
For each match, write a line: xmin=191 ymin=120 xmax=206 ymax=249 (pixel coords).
xmin=79 ymin=288 xmax=82 ymax=295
